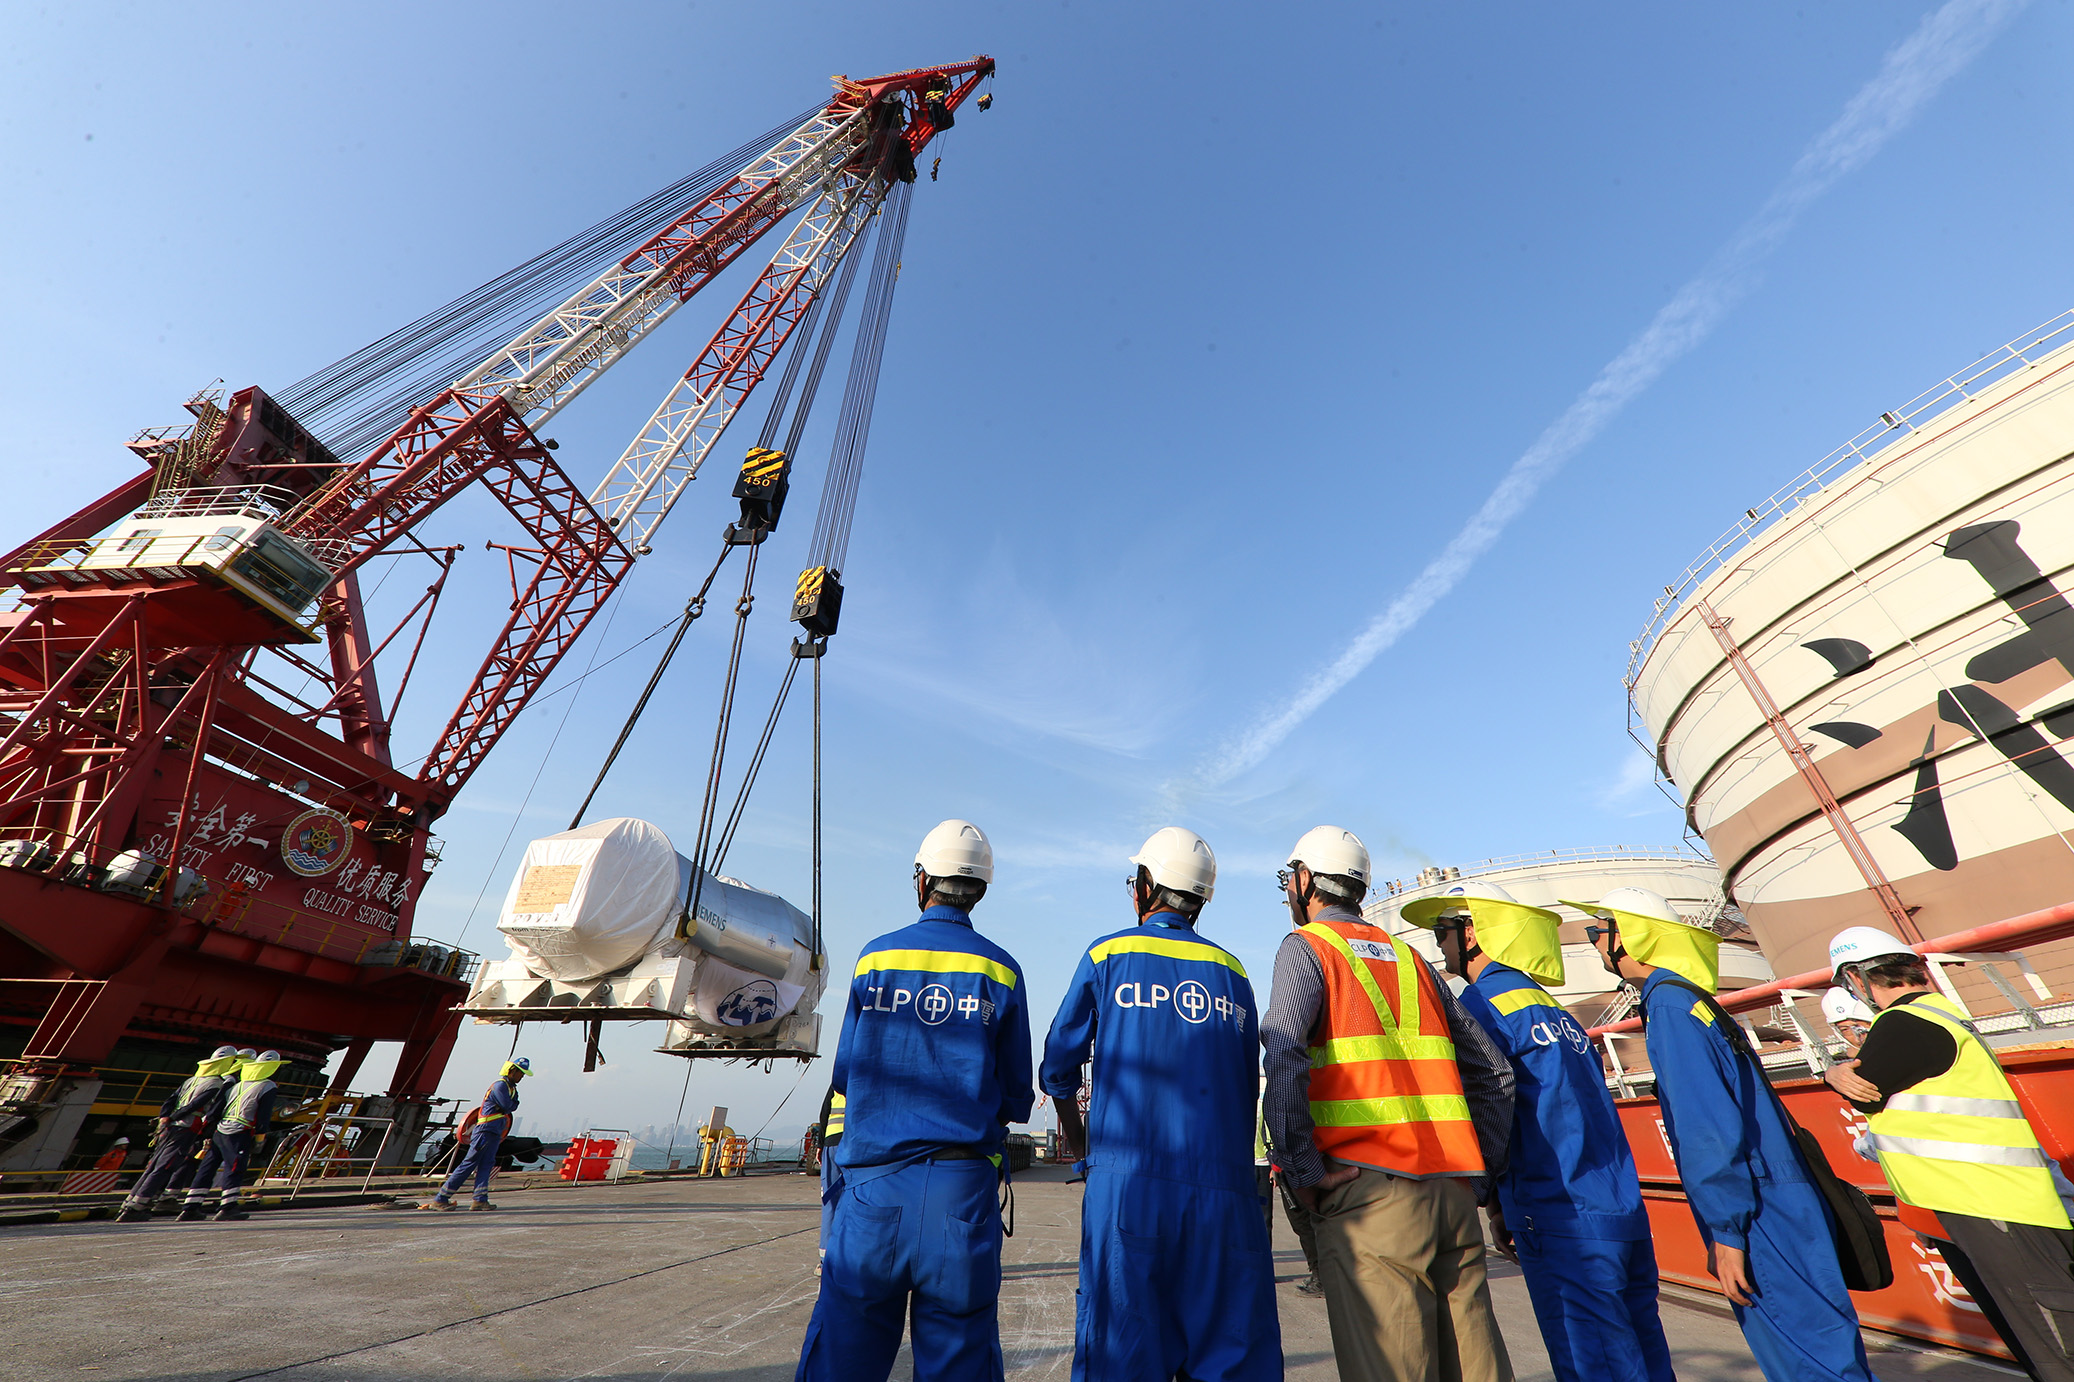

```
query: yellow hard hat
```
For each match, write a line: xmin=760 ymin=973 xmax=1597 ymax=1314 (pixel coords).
xmin=1402 ymin=880 xmax=1564 ymax=987
xmin=1561 ymin=886 xmax=1720 ymax=993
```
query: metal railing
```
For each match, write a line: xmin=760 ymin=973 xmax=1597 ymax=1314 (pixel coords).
xmin=131 ymin=484 xmax=301 ymax=522
xmin=1590 ymin=900 xmax=2074 ymax=1095
xmin=1625 ymin=309 xmax=2074 ymax=688
xmin=197 ymin=882 xmax=472 ymax=978
xmin=260 ymin=1102 xmax=397 ymax=1201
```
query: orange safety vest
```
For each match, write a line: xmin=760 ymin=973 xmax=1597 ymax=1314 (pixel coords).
xmin=1300 ymin=919 xmax=1483 ymax=1178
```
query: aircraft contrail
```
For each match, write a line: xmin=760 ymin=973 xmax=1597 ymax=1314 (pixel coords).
xmin=1193 ymin=0 xmax=2030 ymax=791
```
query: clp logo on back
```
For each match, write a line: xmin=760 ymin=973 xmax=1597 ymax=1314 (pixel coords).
xmin=1114 ymin=978 xmax=1239 ymax=1026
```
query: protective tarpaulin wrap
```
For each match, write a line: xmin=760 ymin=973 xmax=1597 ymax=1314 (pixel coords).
xmin=497 ymin=818 xmax=682 ymax=982
xmin=485 ymin=818 xmax=826 ymax=1045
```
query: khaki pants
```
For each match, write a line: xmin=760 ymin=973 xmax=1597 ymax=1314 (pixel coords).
xmin=1313 ymin=1167 xmax=1513 ymax=1382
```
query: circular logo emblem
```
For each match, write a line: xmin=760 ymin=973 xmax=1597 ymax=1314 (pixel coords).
xmin=918 ymin=983 xmax=954 ymax=1026
xmin=281 ymin=808 xmax=353 ymax=877
xmin=1561 ymin=1016 xmax=1590 ymax=1054
xmin=1175 ymin=980 xmax=1211 ymax=1024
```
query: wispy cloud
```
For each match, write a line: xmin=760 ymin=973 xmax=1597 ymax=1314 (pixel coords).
xmin=1189 ymin=0 xmax=2028 ymax=791
xmin=1594 ymin=748 xmax=1662 ymax=813
xmin=844 ymin=544 xmax=1183 ymax=760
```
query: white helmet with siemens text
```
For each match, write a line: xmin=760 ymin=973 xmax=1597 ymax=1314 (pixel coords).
xmin=1827 ymin=926 xmax=1915 ymax=985
xmin=915 ymin=819 xmax=994 ymax=883
xmin=1130 ymin=826 xmax=1217 ymax=900
xmin=1286 ymin=826 xmax=1370 ymax=888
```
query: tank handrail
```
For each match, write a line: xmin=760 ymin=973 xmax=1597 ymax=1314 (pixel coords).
xmin=1588 ymin=899 xmax=2074 ymax=1037
xmin=1369 ymin=845 xmax=1717 ymax=898
xmin=1624 ymin=309 xmax=2074 ymax=687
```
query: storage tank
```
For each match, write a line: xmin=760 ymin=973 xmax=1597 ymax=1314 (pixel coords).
xmin=1629 ymin=312 xmax=2074 ymax=990
xmin=1368 ymin=847 xmax=1766 ymax=1027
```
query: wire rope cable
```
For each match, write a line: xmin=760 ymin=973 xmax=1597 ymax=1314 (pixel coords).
xmin=681 ymin=544 xmax=762 ymax=931
xmin=274 ymin=108 xmax=816 ymax=459
xmin=806 ymin=178 xmax=912 ymax=577
xmin=567 ymin=543 xmax=736 ymax=829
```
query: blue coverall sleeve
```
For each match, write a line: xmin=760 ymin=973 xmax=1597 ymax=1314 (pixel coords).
xmin=1039 ymin=949 xmax=1101 ymax=1098
xmin=1651 ymin=1002 xmax=1759 ymax=1252
xmin=829 ymin=971 xmax=864 ymax=1098
xmin=997 ymin=967 xmax=1036 ymax=1126
xmin=485 ymin=1079 xmax=519 ymax=1118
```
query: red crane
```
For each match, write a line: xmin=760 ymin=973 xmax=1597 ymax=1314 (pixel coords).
xmin=0 ymin=57 xmax=992 ymax=1171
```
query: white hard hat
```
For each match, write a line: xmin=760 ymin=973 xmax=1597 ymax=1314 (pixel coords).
xmin=1401 ymin=878 xmax=1522 ymax=922
xmin=1828 ymin=926 xmax=1915 ymax=984
xmin=1821 ymin=987 xmax=1876 ymax=1026
xmin=915 ymin=819 xmax=994 ymax=883
xmin=1559 ymin=886 xmax=1722 ymax=992
xmin=1130 ymin=826 xmax=1217 ymax=900
xmin=1402 ymin=879 xmax=1565 ymax=986
xmin=1287 ymin=826 xmax=1370 ymax=884
xmin=1565 ymin=886 xmax=1710 ymax=930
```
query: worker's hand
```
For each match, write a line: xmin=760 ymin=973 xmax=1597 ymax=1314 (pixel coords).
xmin=1294 ymin=1164 xmax=1360 ymax=1212
xmin=1486 ymin=1204 xmax=1516 ymax=1262
xmin=1707 ymin=1241 xmax=1756 ymax=1306
xmin=1824 ymin=1059 xmax=1881 ymax=1105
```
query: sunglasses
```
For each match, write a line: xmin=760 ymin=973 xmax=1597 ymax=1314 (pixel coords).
xmin=1584 ymin=923 xmax=1614 ymax=945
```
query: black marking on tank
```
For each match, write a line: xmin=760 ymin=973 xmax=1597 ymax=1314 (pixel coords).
xmin=1803 ymin=638 xmax=1875 ymax=680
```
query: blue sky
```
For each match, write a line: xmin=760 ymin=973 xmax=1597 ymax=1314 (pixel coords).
xmin=5 ymin=1 xmax=2071 ymax=1142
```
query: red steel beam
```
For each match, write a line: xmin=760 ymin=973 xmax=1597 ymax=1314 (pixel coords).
xmin=1694 ymin=596 xmax=1920 ymax=940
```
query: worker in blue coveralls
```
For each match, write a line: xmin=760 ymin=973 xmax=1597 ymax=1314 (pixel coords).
xmin=796 ymin=819 xmax=1034 ymax=1382
xmin=1407 ymin=879 xmax=1675 ymax=1382
xmin=425 ymin=1056 xmax=531 ymax=1211
xmin=1579 ymin=886 xmax=1880 ymax=1382
xmin=1041 ymin=827 xmax=1281 ymax=1382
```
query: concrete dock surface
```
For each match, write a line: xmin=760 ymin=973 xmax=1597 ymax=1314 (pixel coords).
xmin=0 ymin=1166 xmax=2019 ymax=1381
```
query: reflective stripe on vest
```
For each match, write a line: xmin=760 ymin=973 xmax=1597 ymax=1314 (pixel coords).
xmin=1300 ymin=921 xmax=1481 ymax=1178
xmin=825 ymin=1092 xmax=846 ymax=1139
xmin=218 ymin=1081 xmax=270 ymax=1133
xmin=1865 ymin=993 xmax=2070 ymax=1229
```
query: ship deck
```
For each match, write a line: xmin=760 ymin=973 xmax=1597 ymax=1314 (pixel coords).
xmin=0 ymin=1166 xmax=2016 ymax=1380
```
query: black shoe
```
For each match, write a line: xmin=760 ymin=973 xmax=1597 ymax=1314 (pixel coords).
xmin=113 ymin=1205 xmax=151 ymax=1223
xmin=175 ymin=1205 xmax=209 ymax=1222
xmin=212 ymin=1206 xmax=249 ymax=1221
xmin=1298 ymin=1274 xmax=1325 ymax=1297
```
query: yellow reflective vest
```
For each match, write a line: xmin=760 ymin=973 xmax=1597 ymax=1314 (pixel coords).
xmin=1867 ymin=993 xmax=2070 ymax=1230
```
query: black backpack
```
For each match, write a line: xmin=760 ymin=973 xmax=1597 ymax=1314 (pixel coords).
xmin=1644 ymin=976 xmax=1894 ymax=1293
